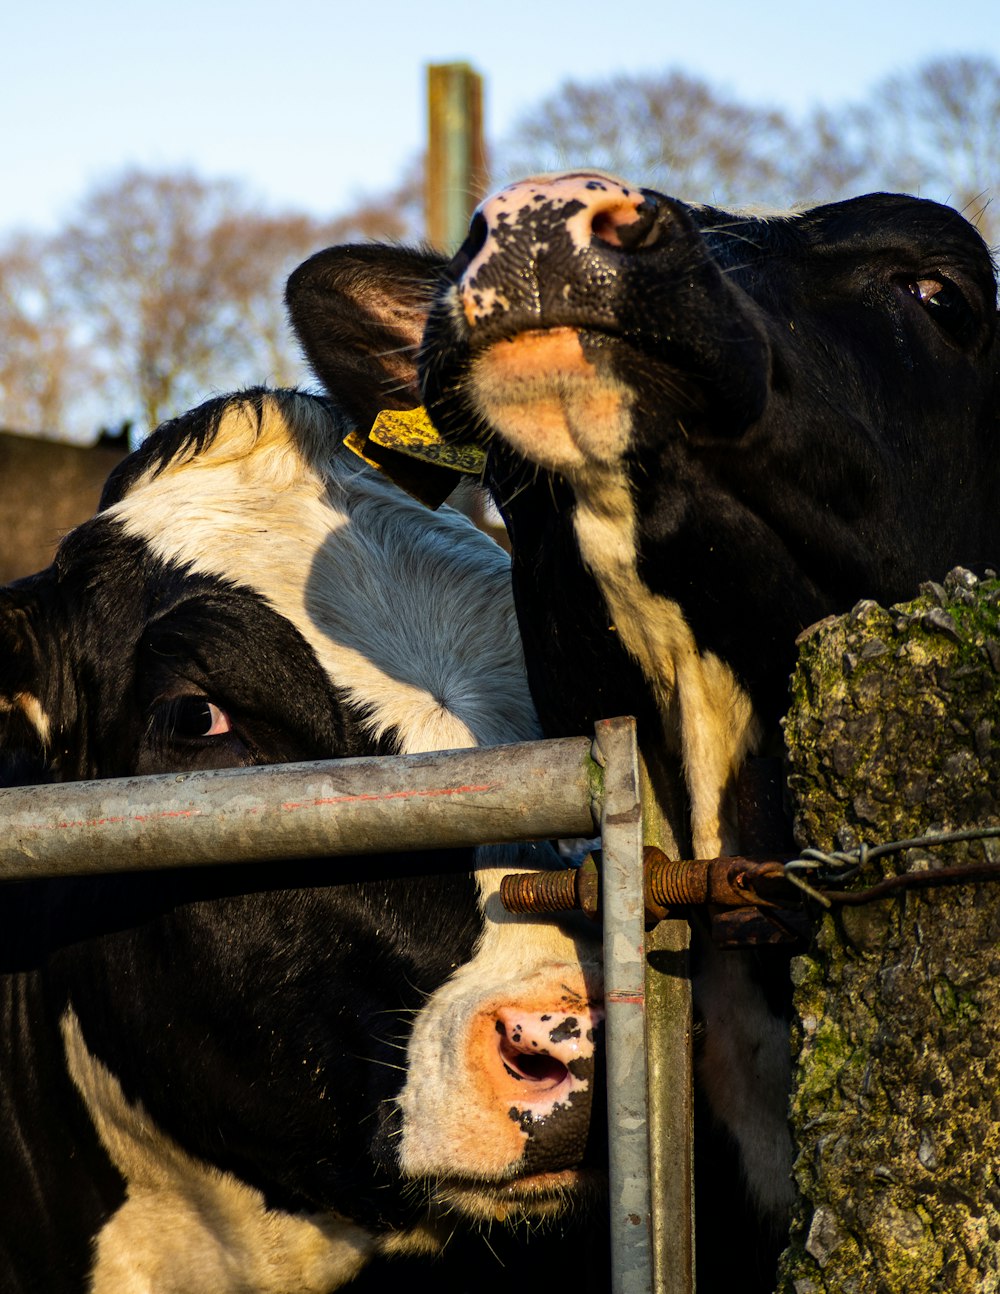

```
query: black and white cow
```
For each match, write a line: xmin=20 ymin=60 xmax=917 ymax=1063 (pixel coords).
xmin=0 ymin=386 xmax=607 ymax=1293
xmin=286 ymin=180 xmax=1000 ymax=1290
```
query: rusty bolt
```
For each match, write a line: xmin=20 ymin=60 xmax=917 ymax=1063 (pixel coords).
xmin=500 ymin=854 xmax=601 ymax=919
xmin=501 ymin=849 xmax=796 ymax=924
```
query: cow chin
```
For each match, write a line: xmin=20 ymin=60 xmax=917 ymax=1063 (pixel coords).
xmin=429 ymin=1165 xmax=606 ymax=1226
xmin=470 ymin=328 xmax=634 ymax=476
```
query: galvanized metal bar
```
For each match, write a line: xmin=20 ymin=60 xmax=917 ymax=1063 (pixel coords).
xmin=645 ymin=920 xmax=694 ymax=1293
xmin=595 ymin=716 xmax=653 ymax=1294
xmin=0 ymin=737 xmax=599 ymax=881
xmin=640 ymin=762 xmax=696 ymax=1294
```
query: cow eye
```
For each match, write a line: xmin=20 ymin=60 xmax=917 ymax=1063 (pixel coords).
xmin=161 ymin=697 xmax=233 ymax=740
xmin=903 ymin=276 xmax=978 ymax=347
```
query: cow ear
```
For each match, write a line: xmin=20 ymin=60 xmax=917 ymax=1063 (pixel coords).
xmin=286 ymin=244 xmax=449 ymax=431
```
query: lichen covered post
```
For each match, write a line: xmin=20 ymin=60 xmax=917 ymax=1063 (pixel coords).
xmin=777 ymin=569 xmax=1000 ymax=1294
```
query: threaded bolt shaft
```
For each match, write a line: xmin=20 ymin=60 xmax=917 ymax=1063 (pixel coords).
xmin=644 ymin=849 xmax=709 ymax=911
xmin=500 ymin=869 xmax=577 ymax=914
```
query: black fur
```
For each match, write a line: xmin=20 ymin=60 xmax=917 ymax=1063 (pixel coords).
xmin=421 ymin=189 xmax=1000 ymax=732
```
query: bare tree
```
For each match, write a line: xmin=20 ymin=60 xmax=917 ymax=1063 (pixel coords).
xmin=780 ymin=105 xmax=872 ymax=207
xmin=852 ymin=56 xmax=1000 ymax=243
xmin=497 ymin=70 xmax=805 ymax=208
xmin=50 ymin=169 xmax=257 ymax=432
xmin=497 ymin=58 xmax=999 ymax=227
xmin=45 ymin=166 xmax=427 ymax=437
xmin=321 ymin=158 xmax=424 ymax=245
xmin=212 ymin=162 xmax=425 ymax=389
xmin=0 ymin=235 xmax=100 ymax=437
xmin=0 ymin=162 xmax=423 ymax=443
xmin=6 ymin=56 xmax=994 ymax=444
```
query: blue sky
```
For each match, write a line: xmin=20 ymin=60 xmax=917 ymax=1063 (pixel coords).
xmin=4 ymin=0 xmax=999 ymax=235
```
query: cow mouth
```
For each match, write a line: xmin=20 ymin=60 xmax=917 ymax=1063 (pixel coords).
xmin=468 ymin=326 xmax=637 ymax=474
xmin=430 ymin=1165 xmax=606 ymax=1224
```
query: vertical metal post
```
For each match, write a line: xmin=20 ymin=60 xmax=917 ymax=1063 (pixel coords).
xmin=642 ymin=761 xmax=696 ymax=1294
xmin=425 ymin=62 xmax=487 ymax=251
xmin=595 ymin=716 xmax=653 ymax=1293
xmin=644 ymin=923 xmax=695 ymax=1292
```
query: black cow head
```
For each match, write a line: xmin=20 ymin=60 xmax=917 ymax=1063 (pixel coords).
xmin=286 ymin=178 xmax=1000 ymax=854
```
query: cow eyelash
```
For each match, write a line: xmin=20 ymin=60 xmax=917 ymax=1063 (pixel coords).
xmin=900 ymin=274 xmax=978 ymax=347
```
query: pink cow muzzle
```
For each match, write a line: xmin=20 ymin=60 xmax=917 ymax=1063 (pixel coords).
xmin=493 ymin=1004 xmax=603 ymax=1172
xmin=397 ymin=966 xmax=605 ymax=1220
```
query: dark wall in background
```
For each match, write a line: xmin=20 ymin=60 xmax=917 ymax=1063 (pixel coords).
xmin=0 ymin=431 xmax=127 ymax=584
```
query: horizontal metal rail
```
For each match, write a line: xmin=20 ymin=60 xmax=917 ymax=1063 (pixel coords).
xmin=0 ymin=737 xmax=600 ymax=881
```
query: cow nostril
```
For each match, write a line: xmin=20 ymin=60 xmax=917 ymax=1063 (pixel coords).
xmin=592 ymin=200 xmax=660 ymax=252
xmin=499 ymin=1034 xmax=570 ymax=1086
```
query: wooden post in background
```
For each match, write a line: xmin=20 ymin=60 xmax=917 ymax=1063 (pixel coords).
xmin=425 ymin=62 xmax=487 ymax=252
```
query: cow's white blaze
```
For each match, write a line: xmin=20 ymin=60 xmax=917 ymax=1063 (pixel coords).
xmin=111 ymin=394 xmax=536 ymax=754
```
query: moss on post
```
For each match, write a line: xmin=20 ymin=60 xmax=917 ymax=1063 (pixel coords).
xmin=776 ymin=569 xmax=1000 ymax=1294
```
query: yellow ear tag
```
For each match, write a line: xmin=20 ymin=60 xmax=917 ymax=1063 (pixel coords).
xmin=367 ymin=406 xmax=486 ymax=475
xmin=343 ymin=407 xmax=486 ymax=509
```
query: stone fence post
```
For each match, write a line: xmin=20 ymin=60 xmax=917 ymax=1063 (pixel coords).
xmin=776 ymin=568 xmax=1000 ymax=1293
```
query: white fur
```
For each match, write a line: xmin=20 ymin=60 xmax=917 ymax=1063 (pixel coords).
xmin=0 ymin=692 xmax=51 ymax=747
xmin=398 ymin=844 xmax=602 ymax=1208
xmin=570 ymin=471 xmax=759 ymax=859
xmin=569 ymin=473 xmax=792 ymax=1218
xmin=111 ymin=392 xmax=537 ymax=754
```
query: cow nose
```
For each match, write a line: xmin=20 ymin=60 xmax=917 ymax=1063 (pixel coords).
xmin=455 ymin=173 xmax=667 ymax=332
xmin=482 ymin=171 xmax=655 ymax=245
xmin=493 ymin=1004 xmax=604 ymax=1172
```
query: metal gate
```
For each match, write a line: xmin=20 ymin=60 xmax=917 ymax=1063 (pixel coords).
xmin=0 ymin=714 xmax=694 ymax=1294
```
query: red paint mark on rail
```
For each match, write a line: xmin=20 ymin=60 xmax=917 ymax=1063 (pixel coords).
xmin=280 ymin=783 xmax=498 ymax=812
xmin=49 ymin=808 xmax=205 ymax=831
xmin=605 ymin=991 xmax=645 ymax=1005
xmin=20 ymin=783 xmax=501 ymax=834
